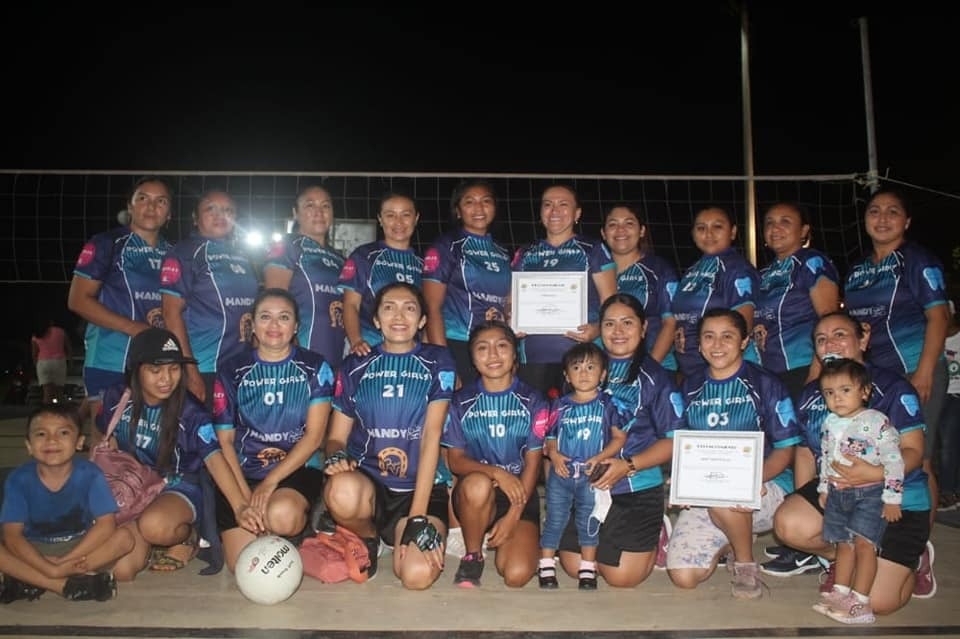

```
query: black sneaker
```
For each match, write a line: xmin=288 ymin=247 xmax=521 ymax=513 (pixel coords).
xmin=0 ymin=575 xmax=44 ymax=603
xmin=578 ymin=568 xmax=598 ymax=591
xmin=453 ymin=552 xmax=484 ymax=588
xmin=763 ymin=544 xmax=790 ymax=559
xmin=760 ymin=548 xmax=823 ymax=577
xmin=538 ymin=564 xmax=559 ymax=589
xmin=62 ymin=572 xmax=117 ymax=601
xmin=362 ymin=537 xmax=381 ymax=580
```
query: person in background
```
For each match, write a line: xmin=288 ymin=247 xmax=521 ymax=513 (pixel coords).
xmin=812 ymin=357 xmax=903 ymax=625
xmin=423 ymin=179 xmax=511 ymax=389
xmin=937 ymin=300 xmax=960 ymax=511
xmin=842 ymin=186 xmax=949 ymax=585
xmin=68 ymin=176 xmax=173 ymax=427
xmin=213 ymin=288 xmax=333 ymax=570
xmin=263 ymin=184 xmax=346 ymax=369
xmin=160 ymin=190 xmax=259 ymax=408
xmin=0 ymin=403 xmax=132 ymax=603
xmin=321 ymin=282 xmax=455 ymax=589
xmin=442 ymin=321 xmax=548 ymax=588
xmin=754 ymin=201 xmax=840 ymax=400
xmin=771 ymin=311 xmax=932 ymax=615
xmin=31 ymin=318 xmax=72 ymax=404
xmin=511 ymin=183 xmax=617 ymax=395
xmin=666 ymin=308 xmax=800 ymax=600
xmin=339 ymin=191 xmax=423 ymax=358
xmin=601 ymin=203 xmax=679 ymax=373
xmin=670 ymin=206 xmax=760 ymax=382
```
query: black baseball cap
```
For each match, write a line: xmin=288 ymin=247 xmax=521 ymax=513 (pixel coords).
xmin=126 ymin=328 xmax=197 ymax=371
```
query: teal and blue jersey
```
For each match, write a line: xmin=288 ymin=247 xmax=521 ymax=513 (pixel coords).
xmin=796 ymin=361 xmax=929 ymax=511
xmin=264 ymin=235 xmax=346 ymax=368
xmin=671 ymin=248 xmax=760 ymax=378
xmin=605 ymin=355 xmax=686 ymax=495
xmin=442 ymin=377 xmax=550 ymax=476
xmin=97 ymin=383 xmax=221 ymax=481
xmin=615 ymin=254 xmax=679 ymax=371
xmin=844 ymin=241 xmax=948 ymax=374
xmin=680 ymin=361 xmax=801 ymax=494
xmin=511 ymin=235 xmax=615 ymax=364
xmin=333 ymin=343 xmax=456 ymax=491
xmin=338 ymin=241 xmax=423 ymax=348
xmin=159 ymin=233 xmax=259 ymax=374
xmin=214 ymin=346 xmax=334 ymax=481
xmin=548 ymin=392 xmax=634 ymax=463
xmin=73 ymin=227 xmax=171 ymax=374
xmin=422 ymin=229 xmax=511 ymax=341
xmin=756 ymin=248 xmax=839 ymax=373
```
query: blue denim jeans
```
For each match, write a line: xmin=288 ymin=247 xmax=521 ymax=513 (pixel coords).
xmin=938 ymin=394 xmax=960 ymax=493
xmin=540 ymin=462 xmax=598 ymax=550
xmin=822 ymin=483 xmax=887 ymax=548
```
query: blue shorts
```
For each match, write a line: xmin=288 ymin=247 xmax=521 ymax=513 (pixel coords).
xmin=822 ymin=483 xmax=887 ymax=548
xmin=83 ymin=367 xmax=125 ymax=400
xmin=164 ymin=477 xmax=203 ymax=524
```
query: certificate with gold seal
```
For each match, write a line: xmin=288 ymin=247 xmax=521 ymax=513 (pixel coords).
xmin=510 ymin=271 xmax=588 ymax=335
xmin=669 ymin=430 xmax=764 ymax=510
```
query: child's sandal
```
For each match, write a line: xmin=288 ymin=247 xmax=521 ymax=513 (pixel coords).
xmin=578 ymin=568 xmax=598 ymax=590
xmin=538 ymin=565 xmax=559 ymax=589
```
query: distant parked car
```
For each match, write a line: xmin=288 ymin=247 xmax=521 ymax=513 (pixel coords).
xmin=26 ymin=354 xmax=86 ymax=406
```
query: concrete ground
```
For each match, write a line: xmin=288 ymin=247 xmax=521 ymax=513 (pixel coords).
xmin=1 ymin=411 xmax=958 ymax=638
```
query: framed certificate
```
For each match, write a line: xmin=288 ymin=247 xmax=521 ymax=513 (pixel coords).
xmin=668 ymin=430 xmax=765 ymax=510
xmin=510 ymin=271 xmax=588 ymax=335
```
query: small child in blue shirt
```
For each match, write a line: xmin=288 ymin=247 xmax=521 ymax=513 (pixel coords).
xmin=539 ymin=343 xmax=630 ymax=590
xmin=0 ymin=403 xmax=134 ymax=603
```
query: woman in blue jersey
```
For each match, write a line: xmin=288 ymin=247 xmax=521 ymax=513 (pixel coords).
xmin=322 ymin=282 xmax=456 ymax=590
xmin=666 ymin=308 xmax=801 ymax=600
xmin=511 ymin=183 xmax=617 ymax=395
xmin=754 ymin=202 xmax=840 ymax=401
xmin=339 ymin=191 xmax=423 ymax=358
xmin=670 ymin=206 xmax=760 ymax=381
xmin=601 ymin=204 xmax=679 ymax=373
xmin=442 ymin=321 xmax=549 ymax=588
xmin=96 ymin=328 xmax=258 ymax=580
xmin=423 ymin=179 xmax=511 ymax=388
xmin=843 ymin=187 xmax=949 ymax=538
xmin=212 ymin=288 xmax=334 ymax=571
xmin=263 ymin=185 xmax=346 ymax=369
xmin=160 ymin=190 xmax=259 ymax=408
xmin=557 ymin=293 xmax=685 ymax=587
xmin=772 ymin=311 xmax=932 ymax=614
xmin=68 ymin=176 xmax=173 ymax=419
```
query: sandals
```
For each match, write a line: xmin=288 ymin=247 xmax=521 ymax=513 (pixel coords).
xmin=150 ymin=528 xmax=198 ymax=572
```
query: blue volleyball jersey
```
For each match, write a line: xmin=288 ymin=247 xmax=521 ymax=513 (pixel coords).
xmin=671 ymin=248 xmax=760 ymax=378
xmin=213 ymin=346 xmax=334 ymax=480
xmin=548 ymin=392 xmax=634 ymax=463
xmin=442 ymin=378 xmax=550 ymax=475
xmin=615 ymin=254 xmax=679 ymax=371
xmin=264 ymin=235 xmax=346 ymax=368
xmin=605 ymin=356 xmax=686 ymax=494
xmin=796 ymin=362 xmax=929 ymax=510
xmin=844 ymin=241 xmax=948 ymax=374
xmin=0 ymin=459 xmax=117 ymax=543
xmin=511 ymin=235 xmax=615 ymax=364
xmin=681 ymin=361 xmax=801 ymax=493
xmin=756 ymin=248 xmax=839 ymax=373
xmin=422 ymin=229 xmax=511 ymax=341
xmin=159 ymin=234 xmax=259 ymax=374
xmin=73 ymin=227 xmax=171 ymax=373
xmin=338 ymin=241 xmax=424 ymax=348
xmin=97 ymin=384 xmax=221 ymax=482
xmin=333 ymin=343 xmax=456 ymax=490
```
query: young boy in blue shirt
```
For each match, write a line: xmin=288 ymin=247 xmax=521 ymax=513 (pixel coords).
xmin=0 ymin=403 xmax=133 ymax=602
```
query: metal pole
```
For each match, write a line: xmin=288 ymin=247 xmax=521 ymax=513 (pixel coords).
xmin=741 ymin=3 xmax=757 ymax=265
xmin=860 ymin=16 xmax=879 ymax=193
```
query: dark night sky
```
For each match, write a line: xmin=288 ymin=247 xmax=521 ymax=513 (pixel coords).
xmin=1 ymin=3 xmax=957 ymax=347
